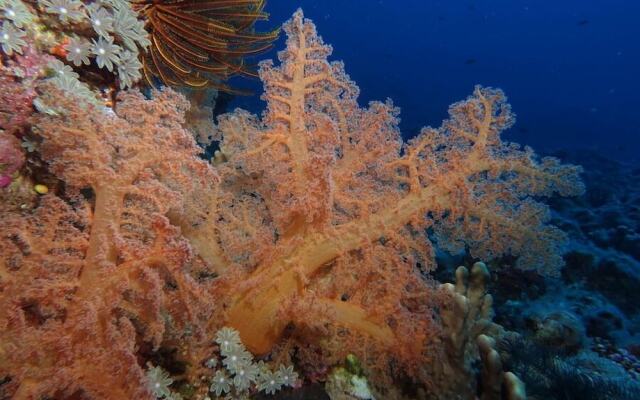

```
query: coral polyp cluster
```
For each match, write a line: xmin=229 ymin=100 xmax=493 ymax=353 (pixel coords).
xmin=1 ymin=0 xmax=150 ymax=92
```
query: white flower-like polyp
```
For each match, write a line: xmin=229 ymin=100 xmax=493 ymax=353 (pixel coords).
xmin=210 ymin=370 xmax=231 ymax=397
xmin=117 ymin=50 xmax=142 ymax=88
xmin=276 ymin=364 xmax=299 ymax=387
xmin=48 ymin=58 xmax=79 ymax=79
xmin=232 ymin=362 xmax=259 ymax=392
xmin=2 ymin=0 xmax=34 ymax=28
xmin=0 ymin=21 xmax=26 ymax=55
xmin=87 ymin=5 xmax=114 ymax=38
xmin=258 ymin=369 xmax=283 ymax=395
xmin=65 ymin=36 xmax=91 ymax=66
xmin=40 ymin=0 xmax=86 ymax=23
xmin=146 ymin=364 xmax=173 ymax=399
xmin=222 ymin=345 xmax=251 ymax=372
xmin=215 ymin=327 xmax=242 ymax=353
xmin=91 ymin=35 xmax=121 ymax=71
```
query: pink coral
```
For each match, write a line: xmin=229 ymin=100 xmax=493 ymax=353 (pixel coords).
xmin=0 ymin=44 xmax=51 ymax=137
xmin=0 ymin=133 xmax=25 ymax=187
xmin=0 ymin=74 xmax=36 ymax=137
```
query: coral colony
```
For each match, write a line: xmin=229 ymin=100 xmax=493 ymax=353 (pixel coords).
xmin=0 ymin=4 xmax=597 ymax=400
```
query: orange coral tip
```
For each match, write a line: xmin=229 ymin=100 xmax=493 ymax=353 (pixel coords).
xmin=50 ymin=38 xmax=70 ymax=58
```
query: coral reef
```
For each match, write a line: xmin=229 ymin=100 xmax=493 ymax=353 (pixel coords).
xmin=478 ymin=149 xmax=640 ymax=400
xmin=552 ymin=151 xmax=640 ymax=315
xmin=0 ymin=8 xmax=585 ymax=400
xmin=491 ymin=150 xmax=640 ymax=386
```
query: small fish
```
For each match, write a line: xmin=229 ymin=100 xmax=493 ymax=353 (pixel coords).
xmin=577 ymin=19 xmax=590 ymax=26
xmin=464 ymin=58 xmax=477 ymax=65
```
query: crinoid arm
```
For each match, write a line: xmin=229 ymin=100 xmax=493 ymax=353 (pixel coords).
xmin=133 ymin=0 xmax=280 ymax=91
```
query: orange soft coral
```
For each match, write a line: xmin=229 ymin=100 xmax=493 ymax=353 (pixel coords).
xmin=177 ymin=9 xmax=583 ymax=387
xmin=0 ymin=87 xmax=219 ymax=399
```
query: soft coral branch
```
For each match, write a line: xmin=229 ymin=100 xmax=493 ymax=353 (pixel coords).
xmin=1 ymin=86 xmax=219 ymax=399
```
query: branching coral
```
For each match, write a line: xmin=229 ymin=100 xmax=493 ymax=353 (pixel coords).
xmin=0 ymin=86 xmax=218 ymax=399
xmin=172 ymin=8 xmax=583 ymax=394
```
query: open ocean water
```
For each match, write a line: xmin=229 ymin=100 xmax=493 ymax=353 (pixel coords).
xmin=232 ymin=0 xmax=640 ymax=164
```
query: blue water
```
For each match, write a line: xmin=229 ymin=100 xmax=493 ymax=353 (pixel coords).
xmin=230 ymin=0 xmax=640 ymax=164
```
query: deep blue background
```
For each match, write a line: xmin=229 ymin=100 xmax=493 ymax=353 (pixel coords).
xmin=228 ymin=1 xmax=640 ymax=164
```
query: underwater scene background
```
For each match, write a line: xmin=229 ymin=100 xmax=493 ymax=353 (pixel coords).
xmin=0 ymin=1 xmax=639 ymax=400
xmin=232 ymin=0 xmax=640 ymax=163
